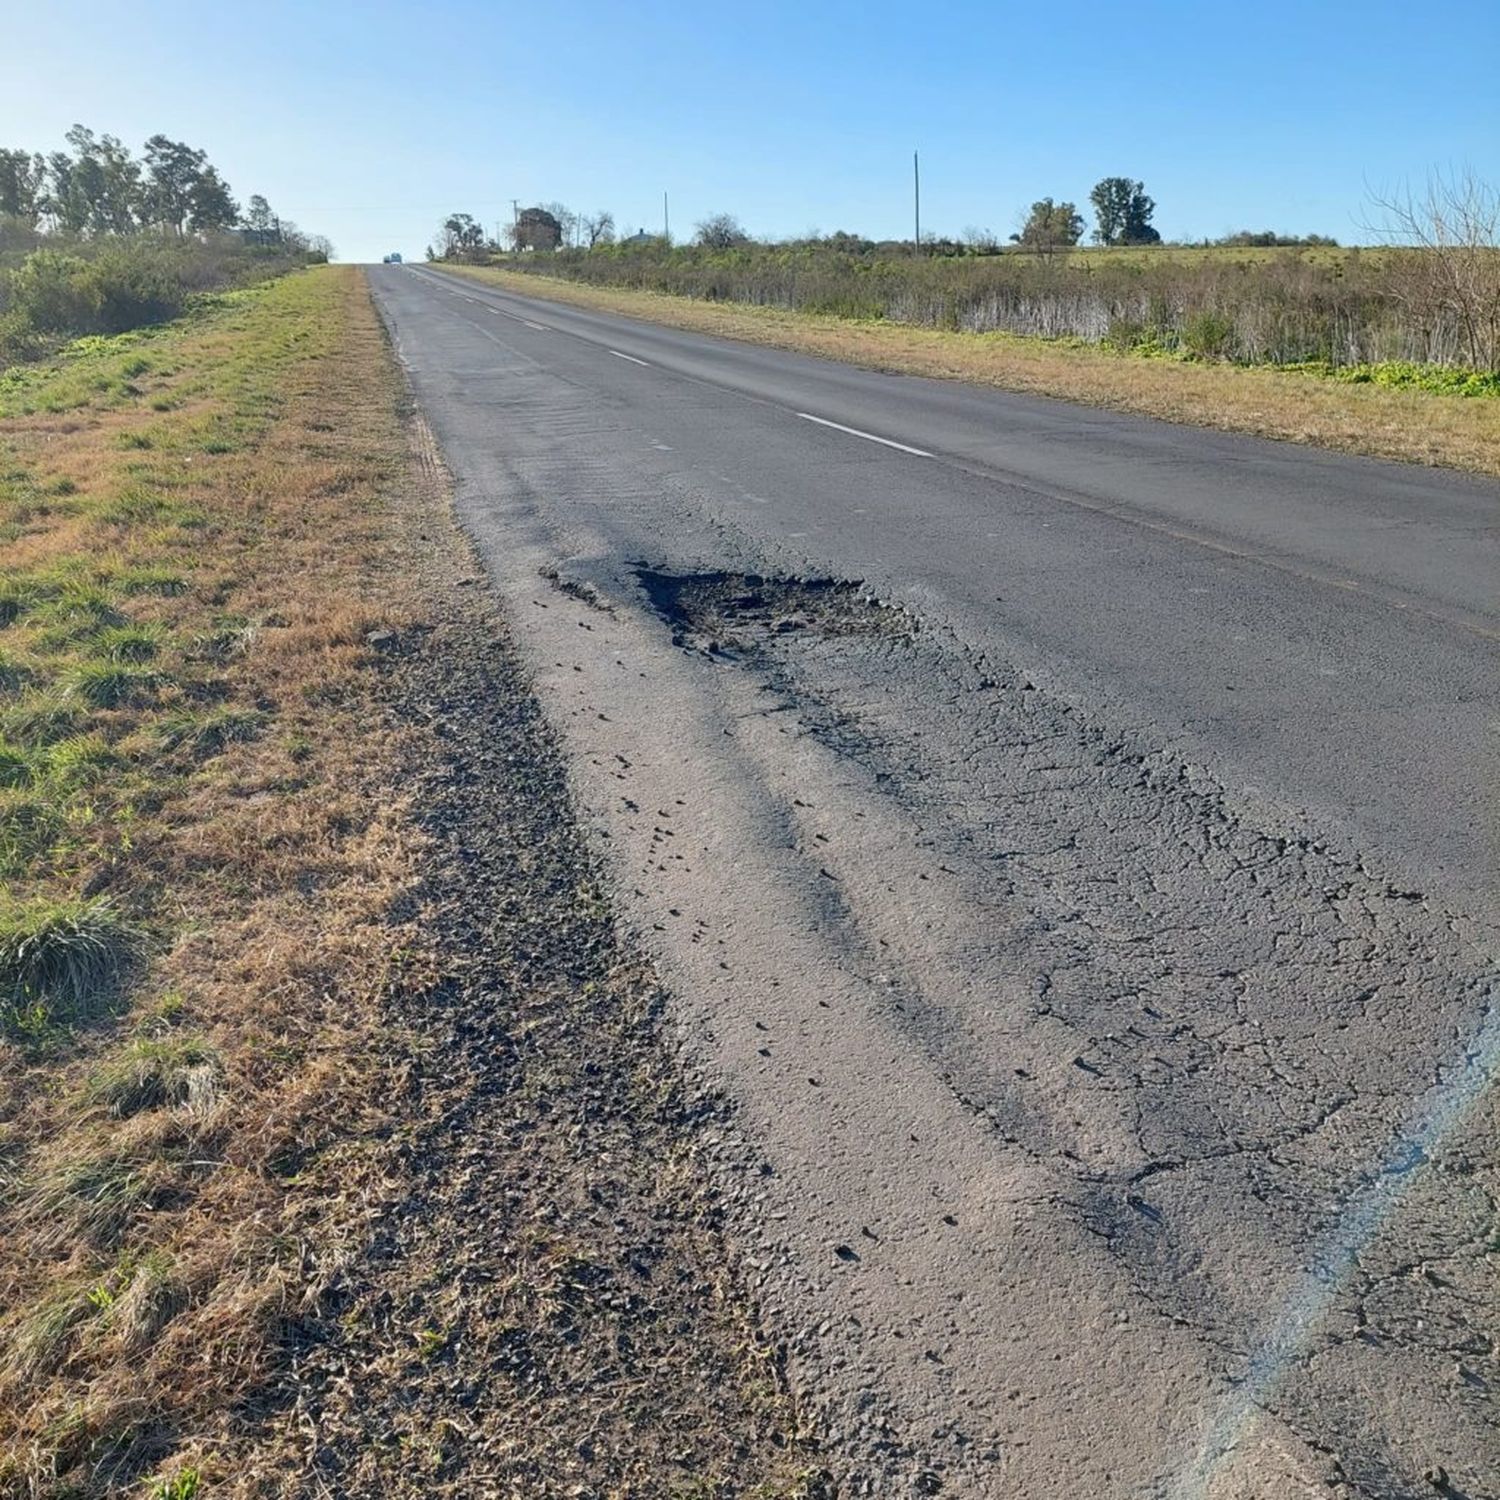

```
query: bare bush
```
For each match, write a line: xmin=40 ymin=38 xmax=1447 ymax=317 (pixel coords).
xmin=1368 ymin=170 xmax=1500 ymax=371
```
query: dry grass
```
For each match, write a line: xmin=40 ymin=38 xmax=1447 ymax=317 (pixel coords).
xmin=448 ymin=265 xmax=1500 ymax=477
xmin=0 ymin=268 xmax=426 ymax=1497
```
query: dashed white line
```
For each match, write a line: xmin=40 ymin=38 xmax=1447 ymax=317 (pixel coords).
xmin=523 ymin=320 xmax=550 ymax=331
xmin=795 ymin=412 xmax=932 ymax=457
xmin=610 ymin=349 xmax=650 ymax=366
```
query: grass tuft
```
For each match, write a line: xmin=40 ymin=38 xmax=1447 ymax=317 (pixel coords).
xmin=2 ymin=1286 xmax=97 ymax=1382
xmin=83 ymin=1035 xmax=222 ymax=1118
xmin=0 ymin=739 xmax=33 ymax=788
xmin=153 ymin=704 xmax=263 ymax=754
xmin=117 ymin=565 xmax=188 ymax=597
xmin=63 ymin=659 xmax=164 ymax=708
xmin=41 ymin=732 xmax=117 ymax=785
xmin=0 ymin=691 xmax=84 ymax=745
xmin=91 ymin=623 xmax=166 ymax=663
xmin=0 ymin=895 xmax=140 ymax=1024
xmin=0 ymin=647 xmax=27 ymax=693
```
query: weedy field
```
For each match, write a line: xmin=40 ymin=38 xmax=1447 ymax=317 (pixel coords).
xmin=0 ymin=268 xmax=814 ymax=1497
xmin=449 ymin=264 xmax=1500 ymax=475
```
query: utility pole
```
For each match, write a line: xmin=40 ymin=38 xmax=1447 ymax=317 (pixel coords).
xmin=913 ymin=150 xmax=921 ymax=255
xmin=663 ymin=190 xmax=670 ymax=242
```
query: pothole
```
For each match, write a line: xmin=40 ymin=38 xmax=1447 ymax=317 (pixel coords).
xmin=633 ymin=567 xmax=910 ymax=657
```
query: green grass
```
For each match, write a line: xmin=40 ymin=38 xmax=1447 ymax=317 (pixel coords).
xmin=0 ymin=691 xmax=84 ymax=745
xmin=91 ymin=623 xmax=166 ymax=663
xmin=147 ymin=1467 xmax=202 ymax=1500
xmin=153 ymin=704 xmax=264 ymax=754
xmin=63 ymin=659 xmax=164 ymax=709
xmin=0 ymin=895 xmax=141 ymax=1030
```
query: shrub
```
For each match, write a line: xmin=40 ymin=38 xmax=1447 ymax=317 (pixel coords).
xmin=4 ymin=251 xmax=100 ymax=334
xmin=1181 ymin=309 xmax=1237 ymax=361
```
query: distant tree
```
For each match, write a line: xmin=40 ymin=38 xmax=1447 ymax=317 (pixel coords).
xmin=244 ymin=194 xmax=277 ymax=234
xmin=540 ymin=202 xmax=579 ymax=248
xmin=437 ymin=212 xmax=487 ymax=260
xmin=72 ymin=128 xmax=141 ymax=234
xmin=582 ymin=209 xmax=615 ymax=249
xmin=1090 ymin=177 xmax=1160 ymax=246
xmin=1215 ymin=229 xmax=1339 ymax=248
xmin=1011 ymin=198 xmax=1085 ymax=252
xmin=821 ymin=229 xmax=875 ymax=254
xmin=509 ymin=206 xmax=562 ymax=252
xmin=695 ymin=212 xmax=749 ymax=249
xmin=0 ymin=148 xmax=47 ymax=226
xmin=962 ymin=225 xmax=1002 ymax=254
xmin=143 ymin=135 xmax=211 ymax=234
xmin=188 ymin=166 xmax=238 ymax=232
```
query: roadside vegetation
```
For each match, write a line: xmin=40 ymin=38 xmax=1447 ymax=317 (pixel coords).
xmin=0 ymin=266 xmax=414 ymax=1496
xmin=0 ymin=265 xmax=813 ymax=1496
xmin=1 ymin=127 xmax=330 ymax=367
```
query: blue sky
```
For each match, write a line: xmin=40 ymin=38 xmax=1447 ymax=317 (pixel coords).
xmin=4 ymin=0 xmax=1497 ymax=262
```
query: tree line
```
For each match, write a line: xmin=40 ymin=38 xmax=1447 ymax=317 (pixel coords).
xmin=0 ymin=125 xmax=329 ymax=256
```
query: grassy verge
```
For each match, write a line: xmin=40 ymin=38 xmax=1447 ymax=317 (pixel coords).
xmin=446 ymin=265 xmax=1500 ymax=477
xmin=0 ymin=266 xmax=814 ymax=1497
xmin=0 ymin=267 xmax=420 ymax=1495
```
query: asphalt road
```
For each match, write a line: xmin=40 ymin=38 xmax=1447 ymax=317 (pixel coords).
xmin=370 ymin=265 xmax=1498 ymax=1499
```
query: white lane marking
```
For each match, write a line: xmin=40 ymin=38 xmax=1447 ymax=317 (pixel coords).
xmin=523 ymin=320 xmax=550 ymax=331
xmin=796 ymin=412 xmax=932 ymax=457
xmin=610 ymin=349 xmax=650 ymax=366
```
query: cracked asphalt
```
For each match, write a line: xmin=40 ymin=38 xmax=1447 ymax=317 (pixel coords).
xmin=368 ymin=265 xmax=1498 ymax=1499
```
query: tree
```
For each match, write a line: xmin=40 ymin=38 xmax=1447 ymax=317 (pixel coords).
xmin=64 ymin=127 xmax=141 ymax=234
xmin=1090 ymin=177 xmax=1160 ymax=246
xmin=509 ymin=206 xmax=562 ymax=252
xmin=437 ymin=212 xmax=487 ymax=260
xmin=695 ymin=212 xmax=748 ymax=250
xmin=143 ymin=135 xmax=210 ymax=234
xmin=582 ymin=209 xmax=615 ymax=249
xmin=44 ymin=150 xmax=87 ymax=234
xmin=1011 ymin=198 xmax=1085 ymax=253
xmin=244 ymin=194 xmax=276 ymax=234
xmin=0 ymin=149 xmax=47 ymax=226
xmin=188 ymin=166 xmax=238 ymax=232
xmin=541 ymin=202 xmax=579 ymax=248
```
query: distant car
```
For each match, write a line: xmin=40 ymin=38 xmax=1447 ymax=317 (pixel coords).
xmin=383 ymin=252 xmax=403 ymax=264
